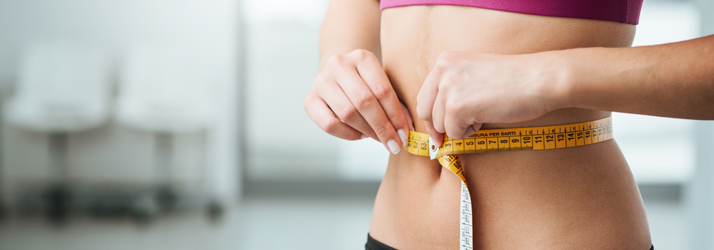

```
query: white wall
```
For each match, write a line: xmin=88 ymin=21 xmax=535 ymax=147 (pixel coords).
xmin=0 ymin=0 xmax=240 ymax=201
xmin=243 ymin=0 xmax=342 ymax=180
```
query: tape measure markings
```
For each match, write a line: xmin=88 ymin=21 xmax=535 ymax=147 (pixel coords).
xmin=431 ymin=117 xmax=613 ymax=158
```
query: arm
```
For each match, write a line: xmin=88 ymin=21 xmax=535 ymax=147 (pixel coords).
xmin=304 ymin=0 xmax=412 ymax=154
xmin=417 ymin=35 xmax=714 ymax=140
xmin=319 ymin=0 xmax=382 ymax=67
xmin=556 ymin=35 xmax=714 ymax=120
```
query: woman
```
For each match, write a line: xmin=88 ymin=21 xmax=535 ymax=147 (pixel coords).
xmin=304 ymin=0 xmax=714 ymax=249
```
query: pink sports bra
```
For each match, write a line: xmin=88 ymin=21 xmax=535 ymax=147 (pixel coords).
xmin=380 ymin=0 xmax=644 ymax=25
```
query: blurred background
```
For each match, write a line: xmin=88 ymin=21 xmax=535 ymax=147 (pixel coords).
xmin=0 ymin=0 xmax=712 ymax=249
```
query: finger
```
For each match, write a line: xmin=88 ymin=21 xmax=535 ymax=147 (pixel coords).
xmin=304 ymin=94 xmax=363 ymax=140
xmin=400 ymin=102 xmax=415 ymax=131
xmin=461 ymin=123 xmax=483 ymax=138
xmin=444 ymin=100 xmax=469 ymax=139
xmin=431 ymin=87 xmax=447 ymax=134
xmin=333 ymin=65 xmax=402 ymax=154
xmin=424 ymin=121 xmax=444 ymax=147
xmin=416 ymin=63 xmax=442 ymax=121
xmin=316 ymin=81 xmax=378 ymax=139
xmin=353 ymin=50 xmax=411 ymax=143
xmin=444 ymin=107 xmax=482 ymax=139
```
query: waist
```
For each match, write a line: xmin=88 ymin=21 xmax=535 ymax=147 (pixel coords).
xmin=373 ymin=115 xmax=651 ymax=249
xmin=385 ymin=112 xmax=612 ymax=183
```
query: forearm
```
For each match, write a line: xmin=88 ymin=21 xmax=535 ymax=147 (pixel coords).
xmin=555 ymin=35 xmax=714 ymax=119
xmin=319 ymin=0 xmax=381 ymax=69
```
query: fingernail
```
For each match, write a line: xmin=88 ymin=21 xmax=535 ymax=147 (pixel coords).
xmin=398 ymin=129 xmax=408 ymax=146
xmin=361 ymin=134 xmax=368 ymax=139
xmin=387 ymin=139 xmax=400 ymax=155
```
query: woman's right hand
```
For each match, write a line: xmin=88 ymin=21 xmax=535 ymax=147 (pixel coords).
xmin=304 ymin=49 xmax=412 ymax=154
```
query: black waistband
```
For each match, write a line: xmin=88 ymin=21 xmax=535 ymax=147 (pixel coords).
xmin=366 ymin=233 xmax=654 ymax=250
xmin=366 ymin=234 xmax=397 ymax=250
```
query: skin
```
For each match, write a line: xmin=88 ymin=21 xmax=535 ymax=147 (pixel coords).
xmin=305 ymin=0 xmax=714 ymax=249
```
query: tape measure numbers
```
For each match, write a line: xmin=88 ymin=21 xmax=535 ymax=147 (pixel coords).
xmin=403 ymin=117 xmax=613 ymax=250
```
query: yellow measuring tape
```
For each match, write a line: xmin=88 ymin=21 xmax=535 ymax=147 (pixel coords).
xmin=403 ymin=117 xmax=613 ymax=250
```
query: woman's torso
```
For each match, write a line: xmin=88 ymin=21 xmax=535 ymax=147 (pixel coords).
xmin=369 ymin=5 xmax=651 ymax=249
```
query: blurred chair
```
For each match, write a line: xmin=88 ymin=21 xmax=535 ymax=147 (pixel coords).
xmin=116 ymin=44 xmax=222 ymax=221
xmin=2 ymin=42 xmax=110 ymax=223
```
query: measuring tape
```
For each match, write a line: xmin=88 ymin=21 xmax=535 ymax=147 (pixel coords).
xmin=403 ymin=117 xmax=613 ymax=250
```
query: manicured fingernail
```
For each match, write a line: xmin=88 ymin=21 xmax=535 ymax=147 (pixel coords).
xmin=398 ymin=129 xmax=407 ymax=146
xmin=361 ymin=134 xmax=368 ymax=139
xmin=387 ymin=140 xmax=400 ymax=155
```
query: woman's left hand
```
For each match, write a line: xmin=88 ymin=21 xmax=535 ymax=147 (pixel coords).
xmin=416 ymin=51 xmax=566 ymax=143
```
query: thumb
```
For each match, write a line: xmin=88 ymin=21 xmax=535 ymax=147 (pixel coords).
xmin=424 ymin=121 xmax=444 ymax=147
xmin=459 ymin=123 xmax=483 ymax=139
xmin=400 ymin=102 xmax=415 ymax=131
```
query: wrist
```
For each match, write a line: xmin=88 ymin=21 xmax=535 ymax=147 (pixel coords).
xmin=546 ymin=47 xmax=599 ymax=112
xmin=533 ymin=50 xmax=577 ymax=112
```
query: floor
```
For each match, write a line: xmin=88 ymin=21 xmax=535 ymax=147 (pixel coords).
xmin=0 ymin=196 xmax=686 ymax=250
